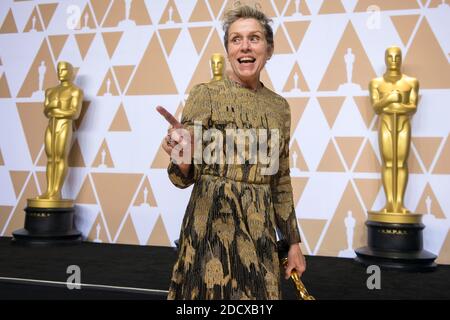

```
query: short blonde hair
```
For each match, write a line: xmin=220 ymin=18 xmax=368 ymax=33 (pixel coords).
xmin=222 ymin=5 xmax=274 ymax=52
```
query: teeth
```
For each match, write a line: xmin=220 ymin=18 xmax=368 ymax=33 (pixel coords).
xmin=238 ymin=57 xmax=256 ymax=63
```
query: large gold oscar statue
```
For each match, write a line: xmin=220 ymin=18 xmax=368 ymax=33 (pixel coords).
xmin=370 ymin=46 xmax=418 ymax=219
xmin=355 ymin=47 xmax=436 ymax=270
xmin=30 ymin=61 xmax=83 ymax=208
xmin=210 ymin=53 xmax=225 ymax=82
xmin=13 ymin=61 xmax=83 ymax=245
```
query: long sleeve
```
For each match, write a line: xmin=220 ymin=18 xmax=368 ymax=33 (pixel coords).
xmin=270 ymin=100 xmax=301 ymax=245
xmin=167 ymin=84 xmax=211 ymax=189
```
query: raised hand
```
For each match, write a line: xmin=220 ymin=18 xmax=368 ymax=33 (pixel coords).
xmin=156 ymin=106 xmax=193 ymax=177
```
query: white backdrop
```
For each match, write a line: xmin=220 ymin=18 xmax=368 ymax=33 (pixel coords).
xmin=0 ymin=0 xmax=449 ymax=264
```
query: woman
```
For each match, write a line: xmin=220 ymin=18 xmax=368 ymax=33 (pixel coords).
xmin=157 ymin=5 xmax=306 ymax=300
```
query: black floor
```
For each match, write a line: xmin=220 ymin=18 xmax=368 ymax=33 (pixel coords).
xmin=0 ymin=237 xmax=449 ymax=300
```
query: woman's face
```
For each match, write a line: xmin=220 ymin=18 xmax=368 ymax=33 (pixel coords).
xmin=227 ymin=18 xmax=273 ymax=86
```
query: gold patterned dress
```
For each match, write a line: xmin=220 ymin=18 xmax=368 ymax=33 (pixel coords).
xmin=167 ymin=77 xmax=301 ymax=300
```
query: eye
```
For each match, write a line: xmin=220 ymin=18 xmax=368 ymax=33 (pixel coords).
xmin=250 ymin=35 xmax=260 ymax=43
xmin=231 ymin=36 xmax=241 ymax=45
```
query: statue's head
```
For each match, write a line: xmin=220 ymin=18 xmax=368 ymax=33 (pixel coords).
xmin=385 ymin=46 xmax=402 ymax=71
xmin=57 ymin=61 xmax=74 ymax=82
xmin=211 ymin=53 xmax=225 ymax=77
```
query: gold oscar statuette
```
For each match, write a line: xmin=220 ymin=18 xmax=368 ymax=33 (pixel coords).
xmin=13 ymin=61 xmax=83 ymax=245
xmin=355 ymin=46 xmax=436 ymax=270
xmin=210 ymin=53 xmax=225 ymax=82
xmin=368 ymin=46 xmax=420 ymax=224
xmin=28 ymin=61 xmax=83 ymax=209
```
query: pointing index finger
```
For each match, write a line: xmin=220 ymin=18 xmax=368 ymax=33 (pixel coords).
xmin=156 ymin=106 xmax=182 ymax=128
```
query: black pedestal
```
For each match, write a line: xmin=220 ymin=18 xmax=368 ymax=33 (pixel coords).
xmin=355 ymin=220 xmax=437 ymax=271
xmin=12 ymin=206 xmax=81 ymax=246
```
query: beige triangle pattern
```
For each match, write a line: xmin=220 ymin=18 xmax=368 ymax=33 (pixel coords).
xmin=436 ymin=230 xmax=450 ymax=265
xmin=273 ymin=25 xmax=293 ymax=54
xmin=159 ymin=28 xmax=182 ymax=56
xmin=16 ymin=103 xmax=48 ymax=163
xmin=284 ymin=21 xmax=310 ymax=51
xmin=354 ymin=179 xmax=382 ymax=211
xmin=428 ymin=0 xmax=450 ymax=8
xmin=9 ymin=171 xmax=30 ymax=198
xmin=76 ymin=175 xmax=97 ymax=204
xmin=0 ymin=9 xmax=18 ymax=34
xmin=77 ymin=4 xmax=97 ymax=29
xmin=92 ymin=173 xmax=143 ymax=238
xmin=355 ymin=0 xmax=419 ymax=11
xmin=433 ymin=135 xmax=450 ymax=174
xmin=354 ymin=140 xmax=381 ymax=173
xmin=189 ymin=27 xmax=212 ymax=55
xmin=112 ymin=65 xmax=134 ymax=93
xmin=0 ymin=73 xmax=11 ymax=98
xmin=408 ymin=147 xmax=424 ymax=174
xmin=102 ymin=0 xmax=124 ymax=27
xmin=319 ymin=0 xmax=346 ymax=14
xmin=335 ymin=137 xmax=364 ymax=169
xmin=208 ymin=0 xmax=226 ymax=18
xmin=87 ymin=214 xmax=109 ymax=243
xmin=416 ymin=183 xmax=446 ymax=218
xmin=75 ymin=33 xmax=96 ymax=60
xmin=299 ymin=218 xmax=327 ymax=253
xmin=260 ymin=68 xmax=275 ymax=91
xmin=90 ymin=0 xmax=111 ymax=26
xmin=23 ymin=8 xmax=43 ymax=32
xmin=286 ymin=97 xmax=308 ymax=137
xmin=133 ymin=177 xmax=157 ymax=207
xmin=391 ymin=15 xmax=420 ymax=47
xmin=317 ymin=182 xmax=367 ymax=256
xmin=116 ymin=215 xmax=140 ymax=244
xmin=68 ymin=139 xmax=86 ymax=167
xmin=147 ymin=214 xmax=172 ymax=246
xmin=282 ymin=62 xmax=309 ymax=92
xmin=3 ymin=177 xmax=39 ymax=236
xmin=187 ymin=30 xmax=226 ymax=93
xmin=0 ymin=148 xmax=4 ymax=165
xmin=97 ymin=69 xmax=119 ymax=96
xmin=159 ymin=0 xmax=182 ymax=24
xmin=318 ymin=22 xmax=377 ymax=91
xmin=290 ymin=139 xmax=309 ymax=171
xmin=129 ymin=0 xmax=152 ymax=25
xmin=101 ymin=32 xmax=123 ymax=59
xmin=412 ymin=137 xmax=442 ymax=172
xmin=353 ymin=96 xmax=375 ymax=129
xmin=35 ymin=171 xmax=46 ymax=195
xmin=284 ymin=0 xmax=311 ymax=15
xmin=75 ymin=101 xmax=91 ymax=130
xmin=37 ymin=3 xmax=58 ymax=29
xmin=189 ymin=0 xmax=213 ymax=22
xmin=48 ymin=35 xmax=69 ymax=60
xmin=317 ymin=96 xmax=345 ymax=128
xmin=127 ymin=35 xmax=178 ymax=95
xmin=151 ymin=140 xmax=171 ymax=169
xmin=0 ymin=206 xmax=13 ymax=233
xmin=109 ymin=104 xmax=131 ymax=132
xmin=404 ymin=18 xmax=450 ymax=88
xmin=317 ymin=140 xmax=346 ymax=172
xmin=17 ymin=41 xmax=57 ymax=97
xmin=291 ymin=177 xmax=308 ymax=206
xmin=92 ymin=139 xmax=115 ymax=168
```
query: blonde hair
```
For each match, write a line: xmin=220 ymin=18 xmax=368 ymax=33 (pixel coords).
xmin=222 ymin=5 xmax=274 ymax=52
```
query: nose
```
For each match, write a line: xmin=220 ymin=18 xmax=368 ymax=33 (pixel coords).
xmin=240 ymin=38 xmax=251 ymax=52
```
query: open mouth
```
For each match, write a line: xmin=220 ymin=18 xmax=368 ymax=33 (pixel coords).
xmin=238 ymin=57 xmax=256 ymax=64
